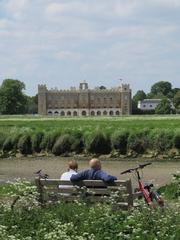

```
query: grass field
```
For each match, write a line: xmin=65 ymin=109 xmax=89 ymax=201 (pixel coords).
xmin=0 ymin=115 xmax=180 ymax=133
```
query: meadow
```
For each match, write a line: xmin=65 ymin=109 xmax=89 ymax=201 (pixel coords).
xmin=0 ymin=115 xmax=180 ymax=133
xmin=0 ymin=173 xmax=179 ymax=240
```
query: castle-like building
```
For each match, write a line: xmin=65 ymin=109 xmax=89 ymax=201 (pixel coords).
xmin=38 ymin=82 xmax=132 ymax=116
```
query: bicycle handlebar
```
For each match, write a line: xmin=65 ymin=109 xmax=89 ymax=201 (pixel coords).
xmin=121 ymin=162 xmax=152 ymax=175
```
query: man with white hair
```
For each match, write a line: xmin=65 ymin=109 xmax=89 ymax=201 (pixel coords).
xmin=70 ymin=158 xmax=117 ymax=182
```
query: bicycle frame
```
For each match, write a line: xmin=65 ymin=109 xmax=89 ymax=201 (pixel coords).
xmin=135 ymin=169 xmax=152 ymax=205
xmin=121 ymin=163 xmax=164 ymax=207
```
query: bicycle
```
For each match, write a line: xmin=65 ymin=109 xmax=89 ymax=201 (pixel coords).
xmin=121 ymin=162 xmax=164 ymax=207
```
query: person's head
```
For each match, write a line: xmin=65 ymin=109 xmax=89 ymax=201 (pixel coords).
xmin=68 ymin=160 xmax=78 ymax=172
xmin=89 ymin=158 xmax=101 ymax=170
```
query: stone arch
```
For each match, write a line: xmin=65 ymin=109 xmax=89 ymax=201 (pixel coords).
xmin=116 ymin=110 xmax=120 ymax=116
xmin=61 ymin=111 xmax=65 ymax=116
xmin=97 ymin=111 xmax=101 ymax=116
xmin=47 ymin=111 xmax=53 ymax=115
xmin=103 ymin=110 xmax=107 ymax=116
xmin=73 ymin=111 xmax=78 ymax=116
xmin=82 ymin=110 xmax=87 ymax=116
xmin=109 ymin=110 xmax=114 ymax=116
xmin=91 ymin=111 xmax=95 ymax=116
xmin=54 ymin=111 xmax=59 ymax=115
xmin=67 ymin=111 xmax=72 ymax=116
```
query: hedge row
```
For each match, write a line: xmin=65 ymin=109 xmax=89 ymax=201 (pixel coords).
xmin=0 ymin=129 xmax=180 ymax=156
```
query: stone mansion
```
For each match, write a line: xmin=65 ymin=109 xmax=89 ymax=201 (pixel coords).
xmin=38 ymin=82 xmax=132 ymax=116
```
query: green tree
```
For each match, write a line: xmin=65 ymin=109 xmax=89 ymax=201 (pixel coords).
xmin=133 ymin=90 xmax=146 ymax=104
xmin=151 ymin=81 xmax=172 ymax=97
xmin=155 ymin=98 xmax=173 ymax=114
xmin=0 ymin=79 xmax=27 ymax=114
xmin=173 ymin=90 xmax=180 ymax=109
xmin=26 ymin=95 xmax=38 ymax=114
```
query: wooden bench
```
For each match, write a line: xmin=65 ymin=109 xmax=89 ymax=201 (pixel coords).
xmin=35 ymin=178 xmax=135 ymax=210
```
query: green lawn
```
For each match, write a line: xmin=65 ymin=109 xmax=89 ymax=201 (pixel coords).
xmin=0 ymin=115 xmax=180 ymax=133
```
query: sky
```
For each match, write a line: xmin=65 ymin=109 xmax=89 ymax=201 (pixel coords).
xmin=0 ymin=0 xmax=180 ymax=96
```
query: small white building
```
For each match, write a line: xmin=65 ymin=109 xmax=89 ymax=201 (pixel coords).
xmin=138 ymin=99 xmax=174 ymax=111
xmin=138 ymin=99 xmax=161 ymax=110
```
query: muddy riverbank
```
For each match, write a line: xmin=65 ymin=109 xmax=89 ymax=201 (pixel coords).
xmin=0 ymin=156 xmax=180 ymax=187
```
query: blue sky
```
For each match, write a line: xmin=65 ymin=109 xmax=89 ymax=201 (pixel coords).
xmin=0 ymin=0 xmax=180 ymax=96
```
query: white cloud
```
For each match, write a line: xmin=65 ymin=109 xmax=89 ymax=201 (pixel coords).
xmin=5 ymin=0 xmax=29 ymax=19
xmin=0 ymin=0 xmax=180 ymax=95
xmin=55 ymin=51 xmax=82 ymax=60
xmin=46 ymin=0 xmax=139 ymax=19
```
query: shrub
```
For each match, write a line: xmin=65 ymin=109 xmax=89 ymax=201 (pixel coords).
xmin=32 ymin=132 xmax=44 ymax=153
xmin=40 ymin=131 xmax=61 ymax=152
xmin=151 ymin=130 xmax=174 ymax=152
xmin=2 ymin=133 xmax=21 ymax=152
xmin=71 ymin=132 xmax=84 ymax=153
xmin=2 ymin=137 xmax=13 ymax=152
xmin=111 ymin=130 xmax=129 ymax=154
xmin=128 ymin=130 xmax=150 ymax=154
xmin=0 ymin=133 xmax=7 ymax=150
xmin=52 ymin=134 xmax=73 ymax=156
xmin=86 ymin=131 xmax=111 ymax=154
xmin=18 ymin=135 xmax=32 ymax=155
xmin=173 ymin=132 xmax=180 ymax=149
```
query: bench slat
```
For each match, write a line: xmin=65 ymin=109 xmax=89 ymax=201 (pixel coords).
xmin=38 ymin=179 xmax=128 ymax=187
xmin=46 ymin=187 xmax=127 ymax=195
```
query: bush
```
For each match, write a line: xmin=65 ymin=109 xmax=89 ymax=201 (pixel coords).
xmin=2 ymin=137 xmax=13 ymax=152
xmin=0 ymin=133 xmax=7 ymax=150
xmin=18 ymin=135 xmax=32 ymax=155
xmin=52 ymin=134 xmax=73 ymax=156
xmin=2 ymin=133 xmax=21 ymax=152
xmin=86 ymin=131 xmax=111 ymax=154
xmin=71 ymin=132 xmax=84 ymax=153
xmin=128 ymin=130 xmax=150 ymax=154
xmin=151 ymin=130 xmax=174 ymax=152
xmin=111 ymin=130 xmax=129 ymax=154
xmin=173 ymin=132 xmax=180 ymax=149
xmin=40 ymin=131 xmax=61 ymax=152
xmin=32 ymin=132 xmax=44 ymax=153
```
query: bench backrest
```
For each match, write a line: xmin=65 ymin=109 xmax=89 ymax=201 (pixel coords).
xmin=35 ymin=178 xmax=133 ymax=209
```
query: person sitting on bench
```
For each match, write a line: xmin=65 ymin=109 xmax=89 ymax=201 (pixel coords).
xmin=60 ymin=160 xmax=78 ymax=181
xmin=70 ymin=158 xmax=117 ymax=183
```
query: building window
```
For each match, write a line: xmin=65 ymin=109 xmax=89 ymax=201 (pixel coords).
xmin=73 ymin=111 xmax=78 ymax=116
xmin=67 ymin=111 xmax=71 ymax=116
xmin=116 ymin=111 xmax=120 ymax=116
xmin=97 ymin=111 xmax=101 ymax=116
xmin=150 ymin=105 xmax=152 ymax=107
xmin=82 ymin=111 xmax=87 ymax=116
xmin=91 ymin=111 xmax=95 ymax=116
xmin=143 ymin=105 xmax=146 ymax=107
xmin=48 ymin=111 xmax=52 ymax=115
xmin=109 ymin=110 xmax=114 ymax=116
xmin=103 ymin=111 xmax=107 ymax=115
xmin=61 ymin=111 xmax=65 ymax=116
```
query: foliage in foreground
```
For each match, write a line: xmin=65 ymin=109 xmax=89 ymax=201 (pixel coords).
xmin=0 ymin=176 xmax=180 ymax=240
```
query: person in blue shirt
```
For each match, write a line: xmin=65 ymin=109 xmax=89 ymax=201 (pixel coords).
xmin=70 ymin=158 xmax=117 ymax=183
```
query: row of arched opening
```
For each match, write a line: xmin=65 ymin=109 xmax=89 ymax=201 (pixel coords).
xmin=47 ymin=110 xmax=121 ymax=116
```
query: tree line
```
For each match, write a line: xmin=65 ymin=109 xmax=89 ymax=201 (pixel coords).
xmin=132 ymin=81 xmax=180 ymax=114
xmin=0 ymin=79 xmax=180 ymax=115
xmin=0 ymin=79 xmax=37 ymax=114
